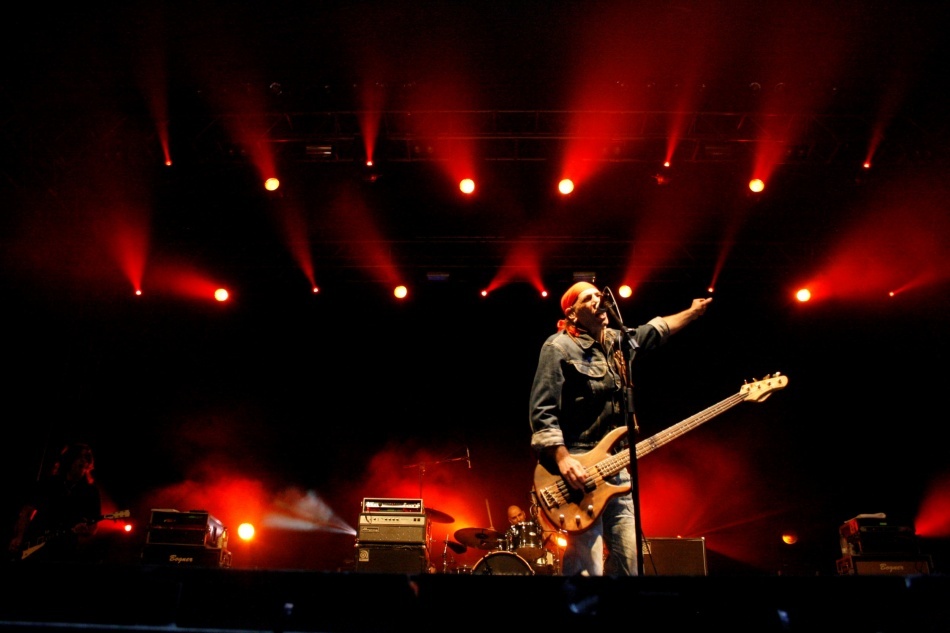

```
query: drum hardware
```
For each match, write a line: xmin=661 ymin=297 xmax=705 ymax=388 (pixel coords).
xmin=528 ymin=549 xmax=558 ymax=575
xmin=454 ymin=527 xmax=507 ymax=551
xmin=433 ymin=536 xmax=467 ymax=573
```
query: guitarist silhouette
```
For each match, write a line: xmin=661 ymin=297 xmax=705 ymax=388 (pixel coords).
xmin=8 ymin=442 xmax=103 ymax=563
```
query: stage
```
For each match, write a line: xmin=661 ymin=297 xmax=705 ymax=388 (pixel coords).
xmin=1 ymin=563 xmax=947 ymax=632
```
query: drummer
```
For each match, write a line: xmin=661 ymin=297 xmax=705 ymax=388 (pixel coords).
xmin=506 ymin=504 xmax=559 ymax=575
xmin=507 ymin=505 xmax=528 ymax=527
xmin=507 ymin=505 xmax=557 ymax=554
xmin=506 ymin=505 xmax=544 ymax=551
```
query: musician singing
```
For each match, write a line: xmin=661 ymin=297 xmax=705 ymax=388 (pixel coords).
xmin=528 ymin=281 xmax=710 ymax=576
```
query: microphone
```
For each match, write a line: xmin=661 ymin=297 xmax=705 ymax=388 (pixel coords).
xmin=466 ymin=447 xmax=472 ymax=469
xmin=599 ymin=287 xmax=624 ymax=325
xmin=602 ymin=287 xmax=640 ymax=349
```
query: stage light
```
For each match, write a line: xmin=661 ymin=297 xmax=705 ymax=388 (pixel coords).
xmin=459 ymin=178 xmax=475 ymax=194
xmin=617 ymin=285 xmax=632 ymax=299
xmin=558 ymin=179 xmax=574 ymax=195
xmin=264 ymin=177 xmax=280 ymax=191
xmin=215 ymin=288 xmax=229 ymax=302
xmin=795 ymin=288 xmax=811 ymax=302
xmin=238 ymin=523 xmax=255 ymax=541
xmin=394 ymin=285 xmax=408 ymax=299
xmin=749 ymin=178 xmax=765 ymax=193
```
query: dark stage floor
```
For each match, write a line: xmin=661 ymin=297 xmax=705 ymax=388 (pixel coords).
xmin=1 ymin=562 xmax=948 ymax=633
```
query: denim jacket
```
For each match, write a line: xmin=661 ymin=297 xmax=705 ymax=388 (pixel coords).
xmin=529 ymin=318 xmax=670 ymax=457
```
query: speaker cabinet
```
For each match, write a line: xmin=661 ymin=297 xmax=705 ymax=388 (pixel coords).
xmin=147 ymin=510 xmax=227 ymax=548
xmin=141 ymin=544 xmax=232 ymax=568
xmin=837 ymin=555 xmax=932 ymax=576
xmin=642 ymin=537 xmax=707 ymax=576
xmin=354 ymin=545 xmax=428 ymax=574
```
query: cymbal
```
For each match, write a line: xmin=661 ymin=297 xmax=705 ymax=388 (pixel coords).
xmin=454 ymin=527 xmax=507 ymax=550
xmin=425 ymin=507 xmax=455 ymax=524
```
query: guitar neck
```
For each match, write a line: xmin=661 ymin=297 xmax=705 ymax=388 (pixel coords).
xmin=590 ymin=390 xmax=748 ymax=479
xmin=635 ymin=391 xmax=747 ymax=459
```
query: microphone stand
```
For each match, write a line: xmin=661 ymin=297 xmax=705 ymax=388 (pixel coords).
xmin=602 ymin=287 xmax=645 ymax=576
xmin=402 ymin=453 xmax=467 ymax=569
xmin=403 ymin=451 xmax=470 ymax=498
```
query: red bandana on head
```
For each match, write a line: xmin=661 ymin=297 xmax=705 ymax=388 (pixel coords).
xmin=557 ymin=281 xmax=597 ymax=332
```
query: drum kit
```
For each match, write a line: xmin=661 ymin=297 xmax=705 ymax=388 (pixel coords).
xmin=405 ymin=452 xmax=560 ymax=575
xmin=449 ymin=522 xmax=561 ymax=575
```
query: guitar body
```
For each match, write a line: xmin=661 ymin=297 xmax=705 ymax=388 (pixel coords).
xmin=533 ymin=426 xmax=631 ymax=533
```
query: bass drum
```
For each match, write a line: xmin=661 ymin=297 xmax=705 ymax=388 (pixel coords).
xmin=472 ymin=551 xmax=534 ymax=576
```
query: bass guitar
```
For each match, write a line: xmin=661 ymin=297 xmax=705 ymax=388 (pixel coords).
xmin=533 ymin=374 xmax=788 ymax=533
xmin=17 ymin=510 xmax=131 ymax=561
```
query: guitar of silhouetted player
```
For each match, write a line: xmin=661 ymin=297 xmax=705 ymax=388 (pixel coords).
xmin=15 ymin=510 xmax=130 ymax=561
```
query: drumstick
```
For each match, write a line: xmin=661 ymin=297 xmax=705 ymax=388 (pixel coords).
xmin=485 ymin=498 xmax=494 ymax=530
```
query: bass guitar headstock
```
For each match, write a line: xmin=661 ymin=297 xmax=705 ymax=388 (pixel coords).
xmin=740 ymin=373 xmax=789 ymax=402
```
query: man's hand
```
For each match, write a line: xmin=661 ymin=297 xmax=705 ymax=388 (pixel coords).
xmin=690 ymin=297 xmax=712 ymax=316
xmin=558 ymin=453 xmax=588 ymax=491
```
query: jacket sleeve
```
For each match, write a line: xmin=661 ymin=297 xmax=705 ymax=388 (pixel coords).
xmin=529 ymin=338 xmax=567 ymax=454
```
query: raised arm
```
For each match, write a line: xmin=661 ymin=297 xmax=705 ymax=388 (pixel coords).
xmin=661 ymin=297 xmax=712 ymax=335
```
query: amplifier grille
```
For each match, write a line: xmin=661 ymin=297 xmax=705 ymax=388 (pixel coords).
xmin=357 ymin=523 xmax=427 ymax=544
